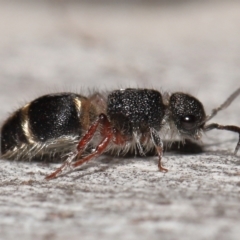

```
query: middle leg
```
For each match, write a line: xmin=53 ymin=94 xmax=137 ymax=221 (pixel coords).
xmin=150 ymin=128 xmax=168 ymax=172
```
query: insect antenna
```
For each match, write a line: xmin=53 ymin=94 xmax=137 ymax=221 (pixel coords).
xmin=205 ymin=87 xmax=240 ymax=122
xmin=203 ymin=87 xmax=240 ymax=155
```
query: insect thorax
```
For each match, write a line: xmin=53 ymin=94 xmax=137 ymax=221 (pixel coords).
xmin=107 ymin=89 xmax=165 ymax=135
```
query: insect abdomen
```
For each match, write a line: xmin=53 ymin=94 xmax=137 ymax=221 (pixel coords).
xmin=1 ymin=93 xmax=97 ymax=160
xmin=1 ymin=110 xmax=28 ymax=154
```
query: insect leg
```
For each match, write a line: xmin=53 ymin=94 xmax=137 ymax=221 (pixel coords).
xmin=45 ymin=153 xmax=77 ymax=180
xmin=133 ymin=132 xmax=145 ymax=156
xmin=71 ymin=134 xmax=111 ymax=168
xmin=204 ymin=123 xmax=240 ymax=155
xmin=150 ymin=128 xmax=168 ymax=172
xmin=45 ymin=114 xmax=111 ymax=180
xmin=71 ymin=114 xmax=112 ymax=168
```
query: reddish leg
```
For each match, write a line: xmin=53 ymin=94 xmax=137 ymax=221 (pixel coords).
xmin=76 ymin=114 xmax=103 ymax=153
xmin=72 ymin=133 xmax=112 ymax=168
xmin=72 ymin=124 xmax=128 ymax=168
xmin=45 ymin=114 xmax=112 ymax=180
xmin=156 ymin=146 xmax=168 ymax=172
xmin=45 ymin=153 xmax=77 ymax=180
xmin=112 ymin=128 xmax=128 ymax=145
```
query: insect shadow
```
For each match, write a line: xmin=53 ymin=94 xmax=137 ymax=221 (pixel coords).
xmin=58 ymin=139 xmax=204 ymax=180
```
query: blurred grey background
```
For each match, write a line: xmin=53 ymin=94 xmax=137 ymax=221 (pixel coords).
xmin=0 ymin=1 xmax=240 ymax=240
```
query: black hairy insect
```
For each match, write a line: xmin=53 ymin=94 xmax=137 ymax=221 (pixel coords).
xmin=1 ymin=88 xmax=240 ymax=179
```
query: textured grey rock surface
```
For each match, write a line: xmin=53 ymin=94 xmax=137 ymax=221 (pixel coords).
xmin=0 ymin=1 xmax=240 ymax=240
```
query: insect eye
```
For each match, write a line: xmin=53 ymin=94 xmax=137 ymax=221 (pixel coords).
xmin=169 ymin=93 xmax=206 ymax=136
xmin=180 ymin=115 xmax=197 ymax=130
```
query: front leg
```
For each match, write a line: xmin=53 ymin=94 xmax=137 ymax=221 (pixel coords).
xmin=150 ymin=128 xmax=168 ymax=172
xmin=204 ymin=123 xmax=240 ymax=155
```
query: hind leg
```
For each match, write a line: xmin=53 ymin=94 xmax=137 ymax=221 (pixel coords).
xmin=45 ymin=114 xmax=111 ymax=180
